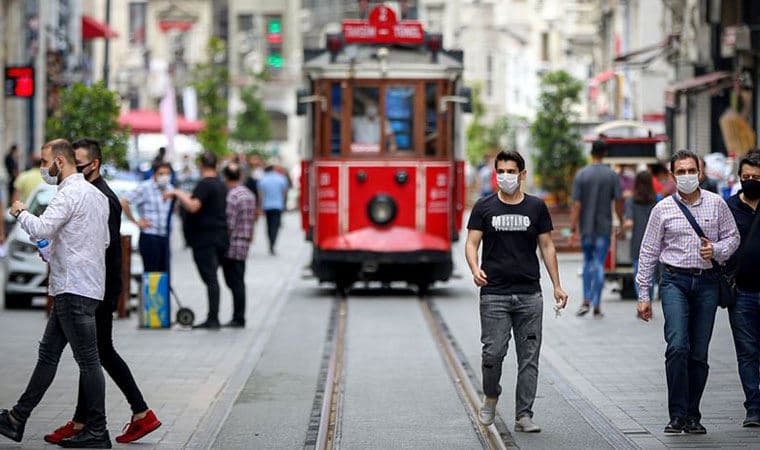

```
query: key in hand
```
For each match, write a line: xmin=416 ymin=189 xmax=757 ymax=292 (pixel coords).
xmin=554 ymin=305 xmax=562 ymax=318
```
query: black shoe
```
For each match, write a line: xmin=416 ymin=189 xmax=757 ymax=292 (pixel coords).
xmin=192 ymin=320 xmax=220 ymax=330
xmin=0 ymin=409 xmax=24 ymax=442
xmin=743 ymin=413 xmax=760 ymax=427
xmin=58 ymin=428 xmax=111 ymax=448
xmin=664 ymin=417 xmax=686 ymax=434
xmin=684 ymin=418 xmax=706 ymax=434
xmin=223 ymin=320 xmax=245 ymax=328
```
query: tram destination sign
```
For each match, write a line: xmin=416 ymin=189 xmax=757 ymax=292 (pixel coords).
xmin=342 ymin=5 xmax=424 ymax=45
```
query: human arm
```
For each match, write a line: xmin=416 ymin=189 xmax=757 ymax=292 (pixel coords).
xmin=538 ymin=232 xmax=568 ymax=309
xmin=166 ymin=188 xmax=202 ymax=214
xmin=465 ymin=229 xmax=487 ymax=287
xmin=709 ymin=200 xmax=740 ymax=263
xmin=13 ymin=193 xmax=71 ymax=240
xmin=569 ymin=172 xmax=582 ymax=241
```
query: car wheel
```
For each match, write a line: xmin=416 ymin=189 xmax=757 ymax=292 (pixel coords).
xmin=4 ymin=294 xmax=33 ymax=309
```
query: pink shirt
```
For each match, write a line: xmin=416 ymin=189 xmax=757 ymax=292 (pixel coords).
xmin=636 ymin=189 xmax=740 ymax=302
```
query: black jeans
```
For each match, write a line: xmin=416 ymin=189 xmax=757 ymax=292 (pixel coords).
xmin=139 ymin=233 xmax=170 ymax=272
xmin=12 ymin=294 xmax=107 ymax=431
xmin=264 ymin=209 xmax=283 ymax=250
xmin=222 ymin=258 xmax=246 ymax=324
xmin=192 ymin=242 xmax=228 ymax=324
xmin=73 ymin=298 xmax=148 ymax=423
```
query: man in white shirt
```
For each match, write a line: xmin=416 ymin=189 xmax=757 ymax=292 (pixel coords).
xmin=0 ymin=139 xmax=112 ymax=448
xmin=352 ymin=101 xmax=396 ymax=152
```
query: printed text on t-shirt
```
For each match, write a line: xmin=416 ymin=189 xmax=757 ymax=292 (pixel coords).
xmin=491 ymin=214 xmax=531 ymax=231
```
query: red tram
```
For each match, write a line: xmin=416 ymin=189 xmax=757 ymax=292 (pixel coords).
xmin=297 ymin=5 xmax=470 ymax=292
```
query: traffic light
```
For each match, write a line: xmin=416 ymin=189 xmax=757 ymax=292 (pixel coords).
xmin=266 ymin=16 xmax=283 ymax=72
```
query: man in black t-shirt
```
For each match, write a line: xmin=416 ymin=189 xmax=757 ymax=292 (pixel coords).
xmin=465 ymin=150 xmax=568 ymax=433
xmin=167 ymin=152 xmax=229 ymax=329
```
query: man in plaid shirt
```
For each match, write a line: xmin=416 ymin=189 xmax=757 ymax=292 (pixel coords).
xmin=637 ymin=149 xmax=740 ymax=435
xmin=221 ymin=163 xmax=256 ymax=328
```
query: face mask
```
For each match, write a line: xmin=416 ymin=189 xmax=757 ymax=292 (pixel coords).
xmin=76 ymin=162 xmax=93 ymax=177
xmin=496 ymin=173 xmax=520 ymax=195
xmin=675 ymin=174 xmax=699 ymax=194
xmin=156 ymin=174 xmax=171 ymax=188
xmin=40 ymin=166 xmax=59 ymax=185
xmin=742 ymin=179 xmax=760 ymax=200
xmin=366 ymin=105 xmax=378 ymax=119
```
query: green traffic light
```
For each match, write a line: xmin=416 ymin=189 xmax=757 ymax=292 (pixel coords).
xmin=267 ymin=53 xmax=283 ymax=69
xmin=268 ymin=18 xmax=282 ymax=34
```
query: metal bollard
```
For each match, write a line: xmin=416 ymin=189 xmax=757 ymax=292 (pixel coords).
xmin=118 ymin=235 xmax=131 ymax=318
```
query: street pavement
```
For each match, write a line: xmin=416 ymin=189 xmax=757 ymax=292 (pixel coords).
xmin=1 ymin=211 xmax=759 ymax=449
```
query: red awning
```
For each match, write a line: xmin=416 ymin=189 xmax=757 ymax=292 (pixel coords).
xmin=589 ymin=70 xmax=616 ymax=87
xmin=119 ymin=109 xmax=205 ymax=135
xmin=82 ymin=15 xmax=119 ymax=40
xmin=665 ymin=71 xmax=733 ymax=107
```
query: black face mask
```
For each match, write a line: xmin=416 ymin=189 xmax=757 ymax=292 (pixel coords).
xmin=742 ymin=179 xmax=760 ymax=200
xmin=76 ymin=162 xmax=93 ymax=176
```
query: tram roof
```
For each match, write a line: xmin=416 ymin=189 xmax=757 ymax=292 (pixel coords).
xmin=303 ymin=44 xmax=464 ymax=79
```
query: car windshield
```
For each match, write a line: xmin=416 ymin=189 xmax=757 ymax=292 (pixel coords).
xmin=28 ymin=188 xmax=56 ymax=216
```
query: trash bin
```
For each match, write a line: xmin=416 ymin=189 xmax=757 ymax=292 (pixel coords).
xmin=139 ymin=272 xmax=170 ymax=328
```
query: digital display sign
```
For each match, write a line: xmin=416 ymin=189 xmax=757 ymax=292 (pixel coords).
xmin=5 ymin=66 xmax=35 ymax=97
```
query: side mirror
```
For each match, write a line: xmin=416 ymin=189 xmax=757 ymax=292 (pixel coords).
xmin=458 ymin=87 xmax=473 ymax=113
xmin=296 ymin=88 xmax=309 ymax=116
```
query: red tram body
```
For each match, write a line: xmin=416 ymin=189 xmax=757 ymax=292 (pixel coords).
xmin=297 ymin=5 xmax=470 ymax=291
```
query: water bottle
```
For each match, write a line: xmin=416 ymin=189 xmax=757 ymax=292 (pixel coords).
xmin=37 ymin=239 xmax=51 ymax=262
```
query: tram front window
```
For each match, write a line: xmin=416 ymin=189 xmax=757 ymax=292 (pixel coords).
xmin=386 ymin=86 xmax=414 ymax=153
xmin=351 ymin=87 xmax=396 ymax=154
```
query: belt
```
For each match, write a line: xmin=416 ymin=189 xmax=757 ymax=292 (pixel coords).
xmin=664 ymin=264 xmax=714 ymax=276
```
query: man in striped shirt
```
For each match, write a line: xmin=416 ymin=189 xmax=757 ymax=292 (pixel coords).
xmin=221 ymin=163 xmax=256 ymax=328
xmin=636 ymin=149 xmax=740 ymax=435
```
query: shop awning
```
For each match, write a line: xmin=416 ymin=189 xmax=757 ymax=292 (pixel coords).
xmin=82 ymin=15 xmax=119 ymax=40
xmin=119 ymin=109 xmax=205 ymax=135
xmin=665 ymin=71 xmax=733 ymax=108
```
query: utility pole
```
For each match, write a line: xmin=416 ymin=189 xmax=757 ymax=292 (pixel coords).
xmin=34 ymin=0 xmax=47 ymax=151
xmin=103 ymin=0 xmax=111 ymax=87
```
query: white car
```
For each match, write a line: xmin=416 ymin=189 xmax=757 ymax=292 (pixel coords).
xmin=2 ymin=179 xmax=143 ymax=308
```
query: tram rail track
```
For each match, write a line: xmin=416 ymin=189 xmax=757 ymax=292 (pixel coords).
xmin=305 ymin=290 xmax=515 ymax=450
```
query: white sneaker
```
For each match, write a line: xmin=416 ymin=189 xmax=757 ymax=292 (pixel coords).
xmin=478 ymin=397 xmax=498 ymax=426
xmin=514 ymin=416 xmax=541 ymax=433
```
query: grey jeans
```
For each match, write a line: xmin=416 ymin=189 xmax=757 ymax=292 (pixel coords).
xmin=480 ymin=292 xmax=543 ymax=419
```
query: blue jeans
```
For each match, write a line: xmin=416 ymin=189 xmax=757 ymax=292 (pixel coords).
xmin=660 ymin=268 xmax=719 ymax=421
xmin=728 ymin=289 xmax=760 ymax=416
xmin=582 ymin=234 xmax=610 ymax=308
xmin=632 ymin=258 xmax=655 ymax=301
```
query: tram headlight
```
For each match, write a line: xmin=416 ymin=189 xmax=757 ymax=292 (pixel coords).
xmin=367 ymin=194 xmax=397 ymax=226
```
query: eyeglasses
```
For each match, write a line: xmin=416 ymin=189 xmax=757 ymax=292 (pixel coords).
xmin=741 ymin=174 xmax=760 ymax=181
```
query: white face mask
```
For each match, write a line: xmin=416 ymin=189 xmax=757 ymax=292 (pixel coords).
xmin=156 ymin=174 xmax=171 ymax=187
xmin=366 ymin=105 xmax=378 ymax=119
xmin=496 ymin=173 xmax=520 ymax=194
xmin=40 ymin=166 xmax=59 ymax=185
xmin=675 ymin=174 xmax=699 ymax=194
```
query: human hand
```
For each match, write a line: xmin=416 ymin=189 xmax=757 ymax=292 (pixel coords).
xmin=472 ymin=268 xmax=488 ymax=287
xmin=637 ymin=301 xmax=652 ymax=322
xmin=569 ymin=229 xmax=580 ymax=246
xmin=553 ymin=286 xmax=568 ymax=310
xmin=699 ymin=237 xmax=714 ymax=260
xmin=162 ymin=189 xmax=176 ymax=201
xmin=137 ymin=218 xmax=152 ymax=230
xmin=10 ymin=201 xmax=26 ymax=217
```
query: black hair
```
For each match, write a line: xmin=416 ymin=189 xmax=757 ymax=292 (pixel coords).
xmin=669 ymin=149 xmax=700 ymax=173
xmin=152 ymin=161 xmax=172 ymax=174
xmin=591 ymin=140 xmax=608 ymax=158
xmin=223 ymin=164 xmax=242 ymax=181
xmin=199 ymin=151 xmax=218 ymax=169
xmin=738 ymin=150 xmax=760 ymax=176
xmin=72 ymin=138 xmax=102 ymax=161
xmin=264 ymin=165 xmax=275 ymax=172
xmin=494 ymin=150 xmax=526 ymax=172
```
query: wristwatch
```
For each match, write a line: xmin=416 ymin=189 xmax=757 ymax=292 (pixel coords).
xmin=12 ymin=208 xmax=25 ymax=218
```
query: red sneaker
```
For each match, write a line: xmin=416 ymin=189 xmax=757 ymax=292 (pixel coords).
xmin=115 ymin=410 xmax=162 ymax=444
xmin=44 ymin=421 xmax=81 ymax=444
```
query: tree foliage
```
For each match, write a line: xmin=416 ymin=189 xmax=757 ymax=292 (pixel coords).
xmin=45 ymin=82 xmax=128 ymax=166
xmin=231 ymin=82 xmax=271 ymax=145
xmin=465 ymin=84 xmax=518 ymax=165
xmin=529 ymin=70 xmax=585 ymax=206
xmin=192 ymin=37 xmax=230 ymax=156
